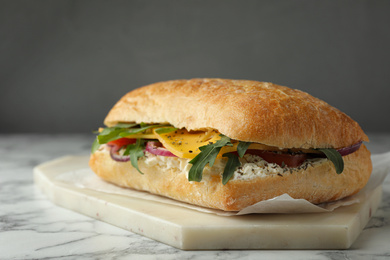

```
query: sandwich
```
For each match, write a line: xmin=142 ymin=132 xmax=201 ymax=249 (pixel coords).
xmin=89 ymin=78 xmax=372 ymax=211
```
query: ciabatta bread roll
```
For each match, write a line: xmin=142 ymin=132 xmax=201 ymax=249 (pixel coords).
xmin=89 ymin=78 xmax=372 ymax=211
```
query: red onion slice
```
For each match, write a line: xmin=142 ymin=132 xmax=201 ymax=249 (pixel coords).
xmin=314 ymin=141 xmax=363 ymax=158
xmin=145 ymin=141 xmax=177 ymax=157
xmin=109 ymin=145 xmax=130 ymax=162
xmin=337 ymin=141 xmax=362 ymax=156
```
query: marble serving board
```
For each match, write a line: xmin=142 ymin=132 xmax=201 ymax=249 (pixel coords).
xmin=34 ymin=156 xmax=382 ymax=250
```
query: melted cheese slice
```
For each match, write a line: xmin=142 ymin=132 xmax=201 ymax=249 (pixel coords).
xmin=152 ymin=127 xmax=287 ymax=159
xmin=117 ymin=126 xmax=303 ymax=160
xmin=100 ymin=126 xmax=273 ymax=159
xmin=153 ymin=128 xmax=223 ymax=159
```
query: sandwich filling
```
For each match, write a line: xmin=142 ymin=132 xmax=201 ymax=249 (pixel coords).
xmin=97 ymin=145 xmax=327 ymax=182
xmin=91 ymin=123 xmax=361 ymax=184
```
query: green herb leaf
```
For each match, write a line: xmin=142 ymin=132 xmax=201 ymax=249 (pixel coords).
xmin=222 ymin=153 xmax=241 ymax=185
xmin=188 ymin=135 xmax=232 ymax=182
xmin=92 ymin=123 xmax=144 ymax=153
xmin=123 ymin=139 xmax=146 ymax=174
xmin=98 ymin=128 xmax=128 ymax=144
xmin=119 ymin=123 xmax=170 ymax=137
xmin=99 ymin=127 xmax=116 ymax=135
xmin=96 ymin=123 xmax=140 ymax=144
xmin=317 ymin=148 xmax=344 ymax=174
xmin=237 ymin=141 xmax=251 ymax=158
xmin=91 ymin=137 xmax=100 ymax=154
xmin=140 ymin=122 xmax=149 ymax=128
xmin=114 ymin=123 xmax=138 ymax=128
xmin=154 ymin=127 xmax=178 ymax=134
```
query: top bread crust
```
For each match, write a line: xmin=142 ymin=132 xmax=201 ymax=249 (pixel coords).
xmin=104 ymin=78 xmax=368 ymax=149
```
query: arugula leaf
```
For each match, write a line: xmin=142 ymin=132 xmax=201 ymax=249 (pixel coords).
xmin=99 ymin=127 xmax=116 ymax=135
xmin=114 ymin=123 xmax=138 ymax=128
xmin=98 ymin=128 xmax=128 ymax=144
xmin=123 ymin=139 xmax=146 ymax=174
xmin=237 ymin=141 xmax=251 ymax=158
xmin=317 ymin=148 xmax=344 ymax=174
xmin=222 ymin=153 xmax=241 ymax=185
xmin=119 ymin=123 xmax=170 ymax=137
xmin=154 ymin=127 xmax=178 ymax=134
xmin=140 ymin=122 xmax=149 ymax=128
xmin=91 ymin=123 xmax=166 ymax=153
xmin=91 ymin=137 xmax=100 ymax=154
xmin=188 ymin=135 xmax=232 ymax=182
xmin=96 ymin=123 xmax=138 ymax=144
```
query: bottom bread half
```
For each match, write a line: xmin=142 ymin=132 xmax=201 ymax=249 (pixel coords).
xmin=89 ymin=144 xmax=372 ymax=211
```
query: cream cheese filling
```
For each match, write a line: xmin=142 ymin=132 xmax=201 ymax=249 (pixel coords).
xmin=142 ymin=151 xmax=327 ymax=182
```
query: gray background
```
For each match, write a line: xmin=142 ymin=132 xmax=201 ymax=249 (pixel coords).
xmin=1 ymin=0 xmax=389 ymax=134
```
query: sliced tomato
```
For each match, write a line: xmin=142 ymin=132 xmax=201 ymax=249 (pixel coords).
xmin=107 ymin=138 xmax=136 ymax=149
xmin=245 ymin=149 xmax=307 ymax=168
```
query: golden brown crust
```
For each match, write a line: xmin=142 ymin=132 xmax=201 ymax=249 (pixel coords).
xmin=104 ymin=78 xmax=368 ymax=149
xmin=89 ymin=145 xmax=372 ymax=211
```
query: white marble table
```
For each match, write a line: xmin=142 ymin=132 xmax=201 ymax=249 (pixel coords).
xmin=1 ymin=133 xmax=390 ymax=259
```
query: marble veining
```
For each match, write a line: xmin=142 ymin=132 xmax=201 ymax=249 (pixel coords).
xmin=0 ymin=133 xmax=390 ymax=259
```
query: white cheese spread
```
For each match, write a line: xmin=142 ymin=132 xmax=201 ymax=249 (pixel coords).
xmin=141 ymin=151 xmax=327 ymax=182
